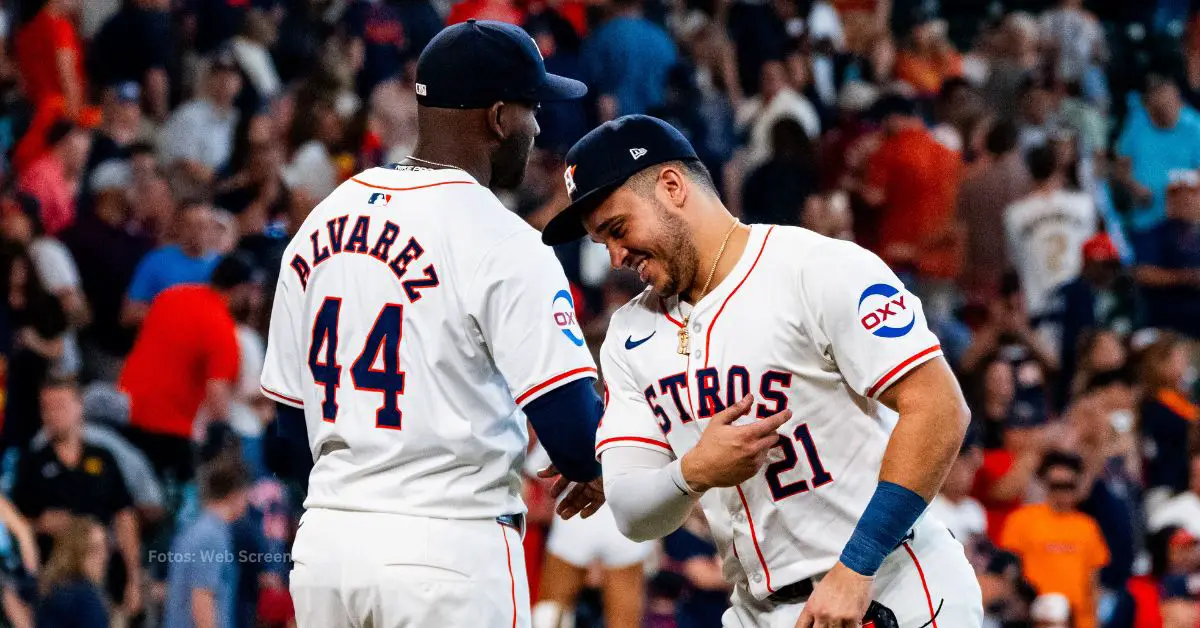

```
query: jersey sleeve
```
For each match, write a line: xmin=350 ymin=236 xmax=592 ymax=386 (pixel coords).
xmin=594 ymin=324 xmax=674 ymax=459
xmin=466 ymin=229 xmax=597 ymax=407
xmin=798 ymin=239 xmax=943 ymax=399
xmin=260 ymin=268 xmax=305 ymax=408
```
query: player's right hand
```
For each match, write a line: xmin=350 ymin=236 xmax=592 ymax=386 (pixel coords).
xmin=680 ymin=395 xmax=792 ymax=492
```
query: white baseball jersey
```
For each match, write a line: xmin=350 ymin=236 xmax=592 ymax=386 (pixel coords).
xmin=261 ymin=165 xmax=596 ymax=519
xmin=1004 ymin=190 xmax=1097 ymax=317
xmin=596 ymin=224 xmax=943 ymax=601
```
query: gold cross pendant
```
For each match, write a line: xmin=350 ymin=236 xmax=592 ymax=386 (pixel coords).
xmin=677 ymin=326 xmax=690 ymax=355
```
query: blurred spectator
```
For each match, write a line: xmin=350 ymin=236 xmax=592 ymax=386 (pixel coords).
xmin=118 ymin=254 xmax=256 ymax=485
xmin=859 ymin=94 xmax=962 ymax=281
xmin=339 ymin=0 xmax=407 ymax=99
xmin=928 ymin=441 xmax=988 ymax=544
xmin=1115 ymin=72 xmax=1200 ymax=235
xmin=970 ymin=357 xmax=1049 ymax=540
xmin=163 ymin=458 xmax=250 ymax=628
xmin=0 ymin=493 xmax=38 ymax=628
xmin=88 ymin=0 xmax=172 ymax=120
xmin=1016 ymin=74 xmax=1061 ymax=155
xmin=283 ymin=96 xmax=345 ymax=203
xmin=34 ymin=516 xmax=109 ymax=628
xmin=1048 ymin=235 xmax=1140 ymax=405
xmin=1070 ymin=369 xmax=1142 ymax=613
xmin=1131 ymin=168 xmax=1200 ymax=338
xmin=13 ymin=0 xmax=85 ymax=120
xmin=536 ymin=502 xmax=650 ymax=628
xmin=230 ymin=9 xmax=283 ymax=111
xmin=122 ymin=199 xmax=220 ymax=327
xmin=1 ymin=193 xmax=85 ymax=380
xmin=579 ymin=0 xmax=677 ymax=121
xmin=16 ymin=119 xmax=91 ymax=236
xmin=1039 ymin=0 xmax=1108 ymax=89
xmin=446 ymin=0 xmax=523 ymax=28
xmin=800 ymin=191 xmax=854 ymax=240
xmin=740 ymin=118 xmax=818 ymax=226
xmin=894 ymin=17 xmax=962 ymax=99
xmin=1004 ymin=144 xmax=1097 ymax=352
xmin=957 ymin=119 xmax=1033 ymax=294
xmin=1138 ymin=333 xmax=1199 ymax=499
xmin=1030 ymin=592 xmax=1072 ymax=628
xmin=662 ymin=509 xmax=729 ymax=628
xmin=1001 ymin=450 xmax=1110 ymax=628
xmin=736 ymin=59 xmax=821 ymax=171
xmin=156 ymin=51 xmax=243 ymax=192
xmin=12 ymin=379 xmax=142 ymax=620
xmin=0 ymin=244 xmax=66 ymax=450
xmin=84 ymin=83 xmax=149 ymax=183
xmin=983 ymin=12 xmax=1042 ymax=120
xmin=930 ymin=77 xmax=986 ymax=155
xmin=1150 ymin=451 xmax=1200 ymax=542
xmin=60 ymin=160 xmax=153 ymax=381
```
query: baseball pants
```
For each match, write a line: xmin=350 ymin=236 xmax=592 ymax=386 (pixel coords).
xmin=545 ymin=503 xmax=654 ymax=568
xmin=290 ymin=508 xmax=530 ymax=628
xmin=722 ymin=518 xmax=983 ymax=628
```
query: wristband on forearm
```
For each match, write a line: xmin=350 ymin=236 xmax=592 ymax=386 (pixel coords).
xmin=838 ymin=481 xmax=928 ymax=577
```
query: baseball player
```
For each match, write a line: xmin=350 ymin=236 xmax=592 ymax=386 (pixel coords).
xmin=260 ymin=21 xmax=607 ymax=627
xmin=540 ymin=115 xmax=985 ymax=628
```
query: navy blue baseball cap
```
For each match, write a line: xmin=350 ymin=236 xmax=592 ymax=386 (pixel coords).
xmin=415 ymin=19 xmax=587 ymax=109
xmin=541 ymin=115 xmax=699 ymax=245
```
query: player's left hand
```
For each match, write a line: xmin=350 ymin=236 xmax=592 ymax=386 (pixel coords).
xmin=794 ymin=562 xmax=873 ymax=628
xmin=537 ymin=465 xmax=606 ymax=520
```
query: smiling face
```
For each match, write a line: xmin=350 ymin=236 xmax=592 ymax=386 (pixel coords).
xmin=583 ymin=172 xmax=700 ymax=299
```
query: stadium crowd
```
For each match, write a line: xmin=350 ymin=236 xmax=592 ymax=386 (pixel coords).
xmin=0 ymin=0 xmax=1195 ymax=625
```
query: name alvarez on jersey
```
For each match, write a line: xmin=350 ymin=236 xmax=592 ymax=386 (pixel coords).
xmin=287 ymin=214 xmax=440 ymax=303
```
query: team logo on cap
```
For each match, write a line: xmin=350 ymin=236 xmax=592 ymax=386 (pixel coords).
xmin=857 ymin=283 xmax=915 ymax=338
xmin=630 ymin=148 xmax=647 ymax=160
xmin=564 ymin=164 xmax=577 ymax=195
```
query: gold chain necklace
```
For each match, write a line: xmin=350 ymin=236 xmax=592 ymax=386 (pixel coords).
xmin=678 ymin=219 xmax=740 ymax=355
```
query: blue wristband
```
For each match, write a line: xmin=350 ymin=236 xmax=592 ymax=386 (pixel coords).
xmin=838 ymin=481 xmax=927 ymax=577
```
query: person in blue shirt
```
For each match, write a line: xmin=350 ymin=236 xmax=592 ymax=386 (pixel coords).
xmin=163 ymin=458 xmax=250 ymax=628
xmin=122 ymin=199 xmax=220 ymax=327
xmin=1132 ymin=169 xmax=1200 ymax=338
xmin=578 ymin=0 xmax=677 ymax=121
xmin=1114 ymin=72 xmax=1200 ymax=234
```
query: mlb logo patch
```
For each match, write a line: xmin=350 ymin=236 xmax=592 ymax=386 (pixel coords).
xmin=369 ymin=193 xmax=392 ymax=206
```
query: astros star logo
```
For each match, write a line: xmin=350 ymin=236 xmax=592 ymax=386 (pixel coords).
xmin=564 ymin=164 xmax=577 ymax=195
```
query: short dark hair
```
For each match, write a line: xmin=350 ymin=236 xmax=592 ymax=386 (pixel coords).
xmin=41 ymin=376 xmax=80 ymax=394
xmin=985 ymin=119 xmax=1020 ymax=155
xmin=199 ymin=458 xmax=250 ymax=502
xmin=1026 ymin=144 xmax=1058 ymax=182
xmin=210 ymin=253 xmax=258 ymax=290
xmin=1038 ymin=449 xmax=1084 ymax=478
xmin=627 ymin=158 xmax=718 ymax=198
xmin=1143 ymin=71 xmax=1177 ymax=95
xmin=45 ymin=119 xmax=77 ymax=147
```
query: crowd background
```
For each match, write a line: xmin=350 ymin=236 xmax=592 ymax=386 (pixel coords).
xmin=0 ymin=0 xmax=1195 ymax=625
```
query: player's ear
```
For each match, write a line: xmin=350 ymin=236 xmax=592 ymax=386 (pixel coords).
xmin=487 ymin=102 xmax=507 ymax=141
xmin=658 ymin=164 xmax=689 ymax=209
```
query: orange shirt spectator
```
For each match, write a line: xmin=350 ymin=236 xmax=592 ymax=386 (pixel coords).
xmin=1000 ymin=451 xmax=1110 ymax=628
xmin=863 ymin=98 xmax=963 ymax=279
xmin=14 ymin=0 xmax=86 ymax=116
xmin=120 ymin=284 xmax=239 ymax=440
xmin=894 ymin=18 xmax=962 ymax=98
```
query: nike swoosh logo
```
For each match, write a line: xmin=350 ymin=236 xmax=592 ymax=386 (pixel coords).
xmin=625 ymin=332 xmax=656 ymax=350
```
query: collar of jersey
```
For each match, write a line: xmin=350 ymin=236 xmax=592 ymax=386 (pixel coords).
xmin=353 ymin=165 xmax=481 ymax=189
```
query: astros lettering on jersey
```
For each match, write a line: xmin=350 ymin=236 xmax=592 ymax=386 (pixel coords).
xmin=260 ymin=165 xmax=597 ymax=519
xmin=596 ymin=224 xmax=943 ymax=600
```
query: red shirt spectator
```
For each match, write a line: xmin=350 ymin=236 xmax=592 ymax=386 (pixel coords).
xmin=446 ymin=0 xmax=524 ymax=26
xmin=16 ymin=120 xmax=91 ymax=236
xmin=14 ymin=0 xmax=86 ymax=117
xmin=863 ymin=96 xmax=963 ymax=279
xmin=119 ymin=284 xmax=239 ymax=440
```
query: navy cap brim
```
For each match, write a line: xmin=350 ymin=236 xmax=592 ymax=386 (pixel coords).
xmin=541 ymin=177 xmax=625 ymax=245
xmin=531 ymin=73 xmax=588 ymax=103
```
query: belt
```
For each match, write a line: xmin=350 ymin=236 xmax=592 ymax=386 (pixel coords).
xmin=497 ymin=513 xmax=526 ymax=538
xmin=766 ymin=529 xmax=917 ymax=605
